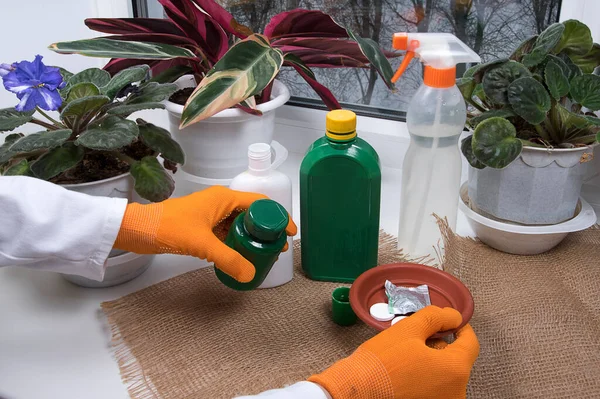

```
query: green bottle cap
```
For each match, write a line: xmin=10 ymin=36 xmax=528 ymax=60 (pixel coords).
xmin=331 ymin=287 xmax=357 ymax=326
xmin=243 ymin=199 xmax=288 ymax=242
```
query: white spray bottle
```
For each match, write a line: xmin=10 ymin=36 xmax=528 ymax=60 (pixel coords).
xmin=229 ymin=143 xmax=293 ymax=288
xmin=391 ymin=33 xmax=480 ymax=260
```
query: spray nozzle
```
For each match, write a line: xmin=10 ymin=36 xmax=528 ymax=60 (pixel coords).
xmin=391 ymin=32 xmax=481 ymax=86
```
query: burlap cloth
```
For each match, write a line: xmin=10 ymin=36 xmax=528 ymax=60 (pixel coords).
xmin=441 ymin=224 xmax=600 ymax=398
xmin=102 ymin=232 xmax=405 ymax=399
xmin=102 ymin=228 xmax=600 ymax=399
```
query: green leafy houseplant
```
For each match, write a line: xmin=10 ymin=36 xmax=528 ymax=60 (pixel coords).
xmin=47 ymin=0 xmax=395 ymax=128
xmin=0 ymin=61 xmax=184 ymax=202
xmin=458 ymin=19 xmax=600 ymax=169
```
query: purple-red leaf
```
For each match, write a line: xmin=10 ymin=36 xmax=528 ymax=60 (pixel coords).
xmin=158 ymin=0 xmax=228 ymax=61
xmin=85 ymin=18 xmax=184 ymax=36
xmin=274 ymin=37 xmax=369 ymax=62
xmin=278 ymin=47 xmax=367 ymax=68
xmin=285 ymin=58 xmax=341 ymax=110
xmin=265 ymin=10 xmax=347 ymax=39
xmin=189 ymin=0 xmax=253 ymax=38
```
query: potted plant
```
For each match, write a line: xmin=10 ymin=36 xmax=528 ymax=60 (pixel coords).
xmin=457 ymin=19 xmax=600 ymax=225
xmin=47 ymin=0 xmax=395 ymax=179
xmin=0 ymin=56 xmax=184 ymax=287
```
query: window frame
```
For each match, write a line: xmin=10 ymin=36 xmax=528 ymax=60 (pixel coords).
xmin=128 ymin=0 xmax=595 ymax=124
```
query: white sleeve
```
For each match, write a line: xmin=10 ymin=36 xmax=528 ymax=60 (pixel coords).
xmin=234 ymin=381 xmax=332 ymax=399
xmin=0 ymin=176 xmax=127 ymax=281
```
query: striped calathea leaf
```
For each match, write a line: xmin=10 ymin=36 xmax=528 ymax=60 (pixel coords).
xmin=180 ymin=34 xmax=283 ymax=127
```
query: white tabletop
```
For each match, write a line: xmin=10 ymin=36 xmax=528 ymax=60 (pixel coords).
xmin=0 ymin=152 xmax=473 ymax=399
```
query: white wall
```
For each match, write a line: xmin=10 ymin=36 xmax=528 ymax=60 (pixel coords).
xmin=0 ymin=0 xmax=131 ymax=114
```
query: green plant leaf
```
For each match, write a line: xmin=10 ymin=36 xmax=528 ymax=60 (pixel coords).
xmin=283 ymin=53 xmax=315 ymax=79
xmin=558 ymin=53 xmax=583 ymax=80
xmin=0 ymin=133 xmax=24 ymax=164
xmin=570 ymin=74 xmax=600 ymax=111
xmin=483 ymin=61 xmax=531 ymax=104
xmin=76 ymin=116 xmax=138 ymax=150
xmin=597 ymin=131 xmax=600 ymax=143
xmin=4 ymin=159 xmax=34 ymax=176
xmin=346 ymin=28 xmax=394 ymax=89
xmin=54 ymin=67 xmax=74 ymax=83
xmin=545 ymin=59 xmax=570 ymax=100
xmin=457 ymin=77 xmax=476 ymax=100
xmin=9 ymin=129 xmax=72 ymax=153
xmin=68 ymin=68 xmax=111 ymax=88
xmin=60 ymin=95 xmax=110 ymax=128
xmin=127 ymin=82 xmax=179 ymax=104
xmin=510 ymin=35 xmax=538 ymax=62
xmin=463 ymin=59 xmax=508 ymax=83
xmin=570 ymin=43 xmax=600 ymax=73
xmin=136 ymin=119 xmax=185 ymax=164
xmin=554 ymin=20 xmax=593 ymax=56
xmin=584 ymin=115 xmax=600 ymax=126
xmin=149 ymin=65 xmax=194 ymax=84
xmin=30 ymin=142 xmax=84 ymax=180
xmin=472 ymin=117 xmax=523 ymax=169
xmin=181 ymin=34 xmax=284 ymax=127
xmin=65 ymin=82 xmax=100 ymax=103
xmin=102 ymin=65 xmax=150 ymax=99
xmin=523 ymin=23 xmax=565 ymax=67
xmin=461 ymin=135 xmax=486 ymax=169
xmin=107 ymin=102 xmax=165 ymax=117
xmin=555 ymin=102 xmax=589 ymax=130
xmin=469 ymin=108 xmax=516 ymax=127
xmin=0 ymin=108 xmax=34 ymax=132
xmin=129 ymin=156 xmax=174 ymax=202
xmin=508 ymin=77 xmax=551 ymax=124
xmin=49 ymin=38 xmax=196 ymax=59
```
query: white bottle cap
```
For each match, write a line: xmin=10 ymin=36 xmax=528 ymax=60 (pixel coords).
xmin=391 ymin=315 xmax=407 ymax=326
xmin=369 ymin=303 xmax=395 ymax=322
xmin=248 ymin=143 xmax=272 ymax=172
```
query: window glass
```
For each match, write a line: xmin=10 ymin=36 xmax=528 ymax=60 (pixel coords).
xmin=142 ymin=0 xmax=561 ymax=112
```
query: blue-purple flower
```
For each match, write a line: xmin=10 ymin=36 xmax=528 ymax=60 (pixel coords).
xmin=1 ymin=55 xmax=65 ymax=112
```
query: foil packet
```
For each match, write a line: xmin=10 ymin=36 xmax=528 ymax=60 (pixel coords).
xmin=385 ymin=280 xmax=431 ymax=315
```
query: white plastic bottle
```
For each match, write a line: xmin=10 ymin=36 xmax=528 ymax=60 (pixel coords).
xmin=390 ymin=33 xmax=481 ymax=259
xmin=229 ymin=143 xmax=293 ymax=288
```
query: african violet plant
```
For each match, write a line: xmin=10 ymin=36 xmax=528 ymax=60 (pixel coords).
xmin=48 ymin=0 xmax=395 ymax=128
xmin=0 ymin=55 xmax=184 ymax=202
xmin=458 ymin=19 xmax=600 ymax=169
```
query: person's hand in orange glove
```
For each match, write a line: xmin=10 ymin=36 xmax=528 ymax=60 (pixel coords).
xmin=309 ymin=306 xmax=479 ymax=399
xmin=114 ymin=186 xmax=297 ymax=283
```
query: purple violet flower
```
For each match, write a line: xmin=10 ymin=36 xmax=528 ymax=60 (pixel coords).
xmin=0 ymin=63 xmax=14 ymax=77
xmin=1 ymin=55 xmax=65 ymax=112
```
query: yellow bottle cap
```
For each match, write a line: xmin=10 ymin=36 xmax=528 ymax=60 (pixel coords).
xmin=326 ymin=109 xmax=357 ymax=141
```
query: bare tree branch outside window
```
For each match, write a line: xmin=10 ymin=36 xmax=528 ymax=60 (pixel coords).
xmin=144 ymin=0 xmax=560 ymax=112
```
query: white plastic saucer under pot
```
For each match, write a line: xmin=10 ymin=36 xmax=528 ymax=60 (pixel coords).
xmin=459 ymin=183 xmax=597 ymax=255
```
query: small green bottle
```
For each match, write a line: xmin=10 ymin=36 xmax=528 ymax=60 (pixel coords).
xmin=215 ymin=199 xmax=289 ymax=291
xmin=300 ymin=109 xmax=381 ymax=282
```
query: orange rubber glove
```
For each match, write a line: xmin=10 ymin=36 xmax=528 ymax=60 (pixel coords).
xmin=309 ymin=306 xmax=479 ymax=399
xmin=114 ymin=186 xmax=297 ymax=283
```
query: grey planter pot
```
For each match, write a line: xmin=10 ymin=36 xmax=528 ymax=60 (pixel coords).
xmin=468 ymin=146 xmax=594 ymax=225
xmin=60 ymin=173 xmax=153 ymax=288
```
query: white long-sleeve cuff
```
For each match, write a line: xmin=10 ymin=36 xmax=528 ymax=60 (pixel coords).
xmin=234 ymin=381 xmax=332 ymax=399
xmin=0 ymin=176 xmax=128 ymax=281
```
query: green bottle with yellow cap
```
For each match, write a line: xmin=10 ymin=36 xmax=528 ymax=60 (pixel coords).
xmin=300 ymin=110 xmax=381 ymax=282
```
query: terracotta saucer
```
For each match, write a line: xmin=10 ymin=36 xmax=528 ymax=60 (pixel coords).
xmin=349 ymin=263 xmax=474 ymax=337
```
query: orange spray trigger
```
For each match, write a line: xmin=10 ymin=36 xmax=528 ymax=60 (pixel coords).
xmin=391 ymin=40 xmax=420 ymax=84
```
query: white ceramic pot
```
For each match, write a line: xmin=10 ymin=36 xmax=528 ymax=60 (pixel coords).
xmin=468 ymin=146 xmax=594 ymax=225
xmin=165 ymin=77 xmax=290 ymax=179
xmin=61 ymin=173 xmax=154 ymax=288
